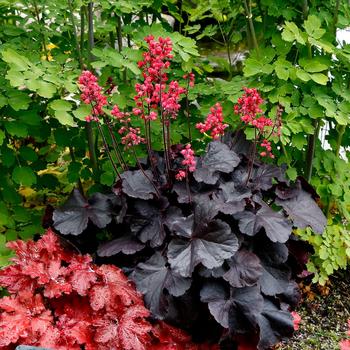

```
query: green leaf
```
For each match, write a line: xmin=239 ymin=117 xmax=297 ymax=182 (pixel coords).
xmin=1 ymin=48 xmax=31 ymax=71
xmin=275 ymin=63 xmax=289 ymax=80
xmin=303 ymin=62 xmax=328 ymax=73
xmin=49 ymin=100 xmax=75 ymax=126
xmin=310 ymin=73 xmax=328 ymax=85
xmin=5 ymin=122 xmax=28 ymax=138
xmin=296 ymin=69 xmax=310 ymax=82
xmin=292 ymin=133 xmax=307 ymax=150
xmin=0 ymin=130 xmax=5 ymax=146
xmin=73 ymin=104 xmax=91 ymax=121
xmin=304 ymin=15 xmax=325 ymax=39
xmin=282 ymin=21 xmax=306 ymax=45
xmin=12 ymin=166 xmax=37 ymax=186
xmin=286 ymin=167 xmax=297 ymax=181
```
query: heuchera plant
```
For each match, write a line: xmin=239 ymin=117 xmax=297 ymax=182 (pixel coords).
xmin=0 ymin=229 xmax=218 ymax=350
xmin=52 ymin=36 xmax=327 ymax=349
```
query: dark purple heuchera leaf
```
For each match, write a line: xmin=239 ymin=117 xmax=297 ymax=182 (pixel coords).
xmin=235 ymin=198 xmax=292 ymax=243
xmin=213 ymin=182 xmax=250 ymax=215
xmin=275 ymin=189 xmax=326 ymax=234
xmin=194 ymin=141 xmax=240 ymax=184
xmin=257 ymin=299 xmax=294 ymax=350
xmin=223 ymin=250 xmax=263 ymax=288
xmin=232 ymin=164 xmax=286 ymax=191
xmin=129 ymin=200 xmax=166 ymax=248
xmin=166 ymin=201 xmax=238 ymax=277
xmin=97 ymin=235 xmax=144 ymax=257
xmin=121 ymin=169 xmax=157 ymax=200
xmin=200 ymin=282 xmax=263 ymax=331
xmin=131 ymin=252 xmax=191 ymax=318
xmin=255 ymin=237 xmax=289 ymax=265
xmin=53 ymin=189 xmax=116 ymax=235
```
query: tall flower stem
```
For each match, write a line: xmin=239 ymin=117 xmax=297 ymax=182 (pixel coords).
xmin=105 ymin=119 xmax=128 ymax=171
xmin=85 ymin=2 xmax=99 ymax=176
xmin=243 ymin=0 xmax=259 ymax=56
xmin=185 ymin=78 xmax=192 ymax=141
xmin=185 ymin=169 xmax=192 ymax=204
xmin=130 ymin=146 xmax=161 ymax=198
xmin=68 ymin=0 xmax=83 ymax=68
xmin=32 ymin=0 xmax=49 ymax=60
xmin=69 ymin=147 xmax=84 ymax=194
xmin=246 ymin=128 xmax=257 ymax=185
xmin=96 ymin=123 xmax=121 ymax=180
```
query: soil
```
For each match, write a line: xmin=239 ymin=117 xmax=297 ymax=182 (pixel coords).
xmin=277 ymin=271 xmax=350 ymax=350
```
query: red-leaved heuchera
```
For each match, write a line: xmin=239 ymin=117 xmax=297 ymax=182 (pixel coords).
xmin=0 ymin=229 xmax=218 ymax=350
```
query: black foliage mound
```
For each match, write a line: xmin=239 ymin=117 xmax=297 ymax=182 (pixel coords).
xmin=52 ymin=139 xmax=327 ymax=349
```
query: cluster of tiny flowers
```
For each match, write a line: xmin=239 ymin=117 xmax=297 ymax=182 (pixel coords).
xmin=78 ymin=71 xmax=107 ymax=122
xmin=134 ymin=36 xmax=186 ymax=121
xmin=234 ymin=87 xmax=263 ymax=124
xmin=162 ymin=81 xmax=186 ymax=118
xmin=196 ymin=103 xmax=228 ymax=139
xmin=112 ymin=105 xmax=144 ymax=148
xmin=176 ymin=144 xmax=196 ymax=181
xmin=183 ymin=72 xmax=195 ymax=87
xmin=260 ymin=139 xmax=274 ymax=159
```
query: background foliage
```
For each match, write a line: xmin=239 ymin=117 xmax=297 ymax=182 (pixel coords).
xmin=0 ymin=0 xmax=349 ymax=283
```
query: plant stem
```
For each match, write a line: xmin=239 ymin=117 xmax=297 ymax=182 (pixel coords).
xmin=80 ymin=6 xmax=85 ymax=55
xmin=305 ymin=121 xmax=320 ymax=182
xmin=335 ymin=125 xmax=345 ymax=157
xmin=246 ymin=128 xmax=257 ymax=185
xmin=87 ymin=2 xmax=94 ymax=66
xmin=68 ymin=0 xmax=83 ymax=68
xmin=69 ymin=146 xmax=84 ymax=194
xmin=116 ymin=15 xmax=127 ymax=83
xmin=185 ymin=78 xmax=192 ymax=141
xmin=243 ymin=0 xmax=259 ymax=56
xmin=185 ymin=169 xmax=192 ymax=204
xmin=96 ymin=123 xmax=121 ymax=180
xmin=105 ymin=119 xmax=128 ymax=171
xmin=32 ymin=0 xmax=49 ymax=60
xmin=130 ymin=146 xmax=161 ymax=198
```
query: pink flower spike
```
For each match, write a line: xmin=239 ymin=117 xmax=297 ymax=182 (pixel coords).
xmin=175 ymin=170 xmax=186 ymax=181
xmin=181 ymin=144 xmax=196 ymax=173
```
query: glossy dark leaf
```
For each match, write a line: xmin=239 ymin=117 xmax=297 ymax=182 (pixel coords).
xmin=223 ymin=250 xmax=263 ymax=288
xmin=130 ymin=200 xmax=166 ymax=248
xmin=200 ymin=282 xmax=263 ymax=331
xmin=131 ymin=253 xmax=191 ymax=318
xmin=167 ymin=218 xmax=238 ymax=277
xmin=235 ymin=199 xmax=292 ymax=243
xmin=194 ymin=141 xmax=240 ymax=184
xmin=53 ymin=189 xmax=115 ymax=235
xmin=257 ymin=299 xmax=294 ymax=350
xmin=213 ymin=182 xmax=250 ymax=215
xmin=121 ymin=170 xmax=157 ymax=200
xmin=97 ymin=235 xmax=144 ymax=257
xmin=275 ymin=189 xmax=326 ymax=234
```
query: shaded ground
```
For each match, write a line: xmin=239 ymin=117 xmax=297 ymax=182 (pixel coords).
xmin=278 ymin=271 xmax=350 ymax=350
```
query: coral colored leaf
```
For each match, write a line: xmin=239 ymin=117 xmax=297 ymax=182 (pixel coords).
xmin=118 ymin=305 xmax=152 ymax=350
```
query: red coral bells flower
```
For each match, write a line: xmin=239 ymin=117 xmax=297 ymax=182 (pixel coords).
xmin=78 ymin=70 xmax=107 ymax=122
xmin=196 ymin=103 xmax=228 ymax=139
xmin=183 ymin=72 xmax=195 ymax=87
xmin=0 ymin=229 xmax=217 ymax=350
xmin=291 ymin=311 xmax=301 ymax=331
xmin=234 ymin=87 xmax=263 ymax=124
xmin=176 ymin=144 xmax=196 ymax=181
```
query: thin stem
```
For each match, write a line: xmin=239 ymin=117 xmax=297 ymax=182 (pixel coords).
xmin=245 ymin=128 xmax=257 ymax=185
xmin=243 ymin=0 xmax=259 ymax=56
xmin=87 ymin=2 xmax=94 ymax=66
xmin=333 ymin=0 xmax=341 ymax=37
xmin=80 ymin=6 xmax=85 ymax=55
xmin=32 ymin=0 xmax=49 ymax=60
xmin=96 ymin=123 xmax=121 ymax=180
xmin=130 ymin=146 xmax=161 ymax=198
xmin=185 ymin=169 xmax=192 ymax=204
xmin=68 ymin=0 xmax=83 ymax=68
xmin=69 ymin=146 xmax=84 ymax=195
xmin=105 ymin=119 xmax=128 ymax=170
xmin=217 ymin=17 xmax=232 ymax=77
xmin=305 ymin=121 xmax=320 ymax=182
xmin=116 ymin=15 xmax=127 ymax=83
xmin=185 ymin=78 xmax=192 ymax=141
